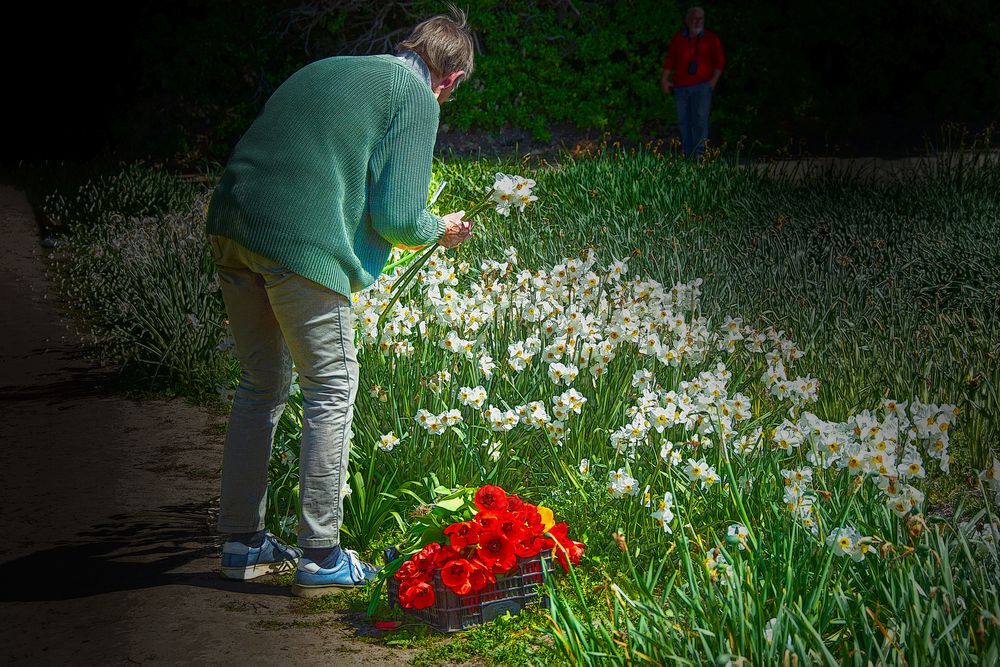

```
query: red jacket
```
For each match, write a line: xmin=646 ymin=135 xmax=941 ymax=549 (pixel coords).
xmin=663 ymin=29 xmax=725 ymax=88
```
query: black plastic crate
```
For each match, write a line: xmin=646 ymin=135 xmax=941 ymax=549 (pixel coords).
xmin=386 ymin=550 xmax=552 ymax=632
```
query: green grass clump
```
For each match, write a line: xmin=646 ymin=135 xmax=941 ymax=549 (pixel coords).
xmin=45 ymin=174 xmax=226 ymax=396
xmin=40 ymin=161 xmax=201 ymax=235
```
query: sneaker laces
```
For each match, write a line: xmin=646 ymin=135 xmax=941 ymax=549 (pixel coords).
xmin=342 ymin=549 xmax=368 ymax=583
xmin=264 ymin=532 xmax=301 ymax=558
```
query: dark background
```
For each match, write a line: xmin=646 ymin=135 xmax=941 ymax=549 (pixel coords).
xmin=8 ymin=4 xmax=151 ymax=163
xmin=6 ymin=0 xmax=999 ymax=166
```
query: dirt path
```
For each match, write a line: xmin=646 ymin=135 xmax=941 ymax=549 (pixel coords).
xmin=0 ymin=186 xmax=414 ymax=665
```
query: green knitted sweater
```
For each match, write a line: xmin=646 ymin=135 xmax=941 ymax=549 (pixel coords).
xmin=206 ymin=54 xmax=445 ymax=297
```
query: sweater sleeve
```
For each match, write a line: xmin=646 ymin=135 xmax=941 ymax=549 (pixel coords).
xmin=367 ymin=70 xmax=446 ymax=249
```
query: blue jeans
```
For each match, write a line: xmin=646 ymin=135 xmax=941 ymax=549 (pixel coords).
xmin=210 ymin=235 xmax=359 ymax=549
xmin=674 ymin=81 xmax=713 ymax=159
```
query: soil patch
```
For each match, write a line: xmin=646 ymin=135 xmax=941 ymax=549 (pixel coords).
xmin=0 ymin=185 xmax=413 ymax=665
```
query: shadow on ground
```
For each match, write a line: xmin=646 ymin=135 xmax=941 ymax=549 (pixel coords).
xmin=0 ymin=501 xmax=290 ymax=602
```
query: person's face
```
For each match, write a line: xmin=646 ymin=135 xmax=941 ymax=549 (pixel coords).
xmin=686 ymin=9 xmax=705 ymax=34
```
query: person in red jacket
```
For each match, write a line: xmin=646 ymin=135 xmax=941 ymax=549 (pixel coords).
xmin=661 ymin=6 xmax=725 ymax=159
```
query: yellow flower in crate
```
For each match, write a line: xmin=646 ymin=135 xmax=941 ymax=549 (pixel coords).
xmin=536 ymin=505 xmax=556 ymax=533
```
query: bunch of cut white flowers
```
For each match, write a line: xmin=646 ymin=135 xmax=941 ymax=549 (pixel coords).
xmin=488 ymin=172 xmax=537 ymax=216
xmin=375 ymin=173 xmax=538 ymax=341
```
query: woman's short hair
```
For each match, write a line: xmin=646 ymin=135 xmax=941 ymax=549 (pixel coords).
xmin=397 ymin=5 xmax=475 ymax=80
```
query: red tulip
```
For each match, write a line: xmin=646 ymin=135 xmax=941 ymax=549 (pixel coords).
xmin=519 ymin=506 xmax=543 ymax=533
xmin=394 ymin=559 xmax=420 ymax=581
xmin=474 ymin=510 xmax=502 ymax=532
xmin=474 ymin=485 xmax=509 ymax=512
xmin=554 ymin=538 xmax=586 ymax=572
xmin=444 ymin=520 xmax=481 ymax=550
xmin=514 ymin=534 xmax=544 ymax=558
xmin=477 ymin=531 xmax=516 ymax=573
xmin=440 ymin=557 xmax=473 ymax=595
xmin=547 ymin=521 xmax=585 ymax=572
xmin=399 ymin=580 xmax=435 ymax=609
xmin=496 ymin=511 xmax=529 ymax=541
xmin=411 ymin=542 xmax=442 ymax=572
xmin=548 ymin=522 xmax=569 ymax=541
xmin=435 ymin=544 xmax=458 ymax=567
xmin=469 ymin=556 xmax=496 ymax=591
xmin=506 ymin=494 xmax=525 ymax=512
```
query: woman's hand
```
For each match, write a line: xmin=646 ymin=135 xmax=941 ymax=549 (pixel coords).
xmin=438 ymin=211 xmax=473 ymax=248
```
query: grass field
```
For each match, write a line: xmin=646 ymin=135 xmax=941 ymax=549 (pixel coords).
xmin=34 ymin=147 xmax=1000 ymax=664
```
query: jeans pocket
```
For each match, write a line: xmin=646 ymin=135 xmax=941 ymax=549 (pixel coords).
xmin=259 ymin=264 xmax=297 ymax=289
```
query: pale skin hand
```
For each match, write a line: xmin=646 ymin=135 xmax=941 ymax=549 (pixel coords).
xmin=661 ymin=69 xmax=673 ymax=94
xmin=709 ymin=69 xmax=722 ymax=91
xmin=438 ymin=210 xmax=472 ymax=248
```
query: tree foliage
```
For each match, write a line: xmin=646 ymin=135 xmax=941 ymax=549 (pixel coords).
xmin=115 ymin=0 xmax=999 ymax=160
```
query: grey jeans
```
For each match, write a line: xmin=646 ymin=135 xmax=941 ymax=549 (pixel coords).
xmin=210 ymin=235 xmax=359 ymax=548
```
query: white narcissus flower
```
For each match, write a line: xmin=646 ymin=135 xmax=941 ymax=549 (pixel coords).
xmin=726 ymin=523 xmax=749 ymax=550
xmin=626 ymin=415 xmax=649 ymax=442
xmin=826 ymin=526 xmax=873 ymax=561
xmin=980 ymin=458 xmax=1000 ymax=507
xmin=490 ymin=173 xmax=537 ymax=216
xmin=631 ymin=368 xmax=653 ymax=388
xmin=414 ymin=409 xmax=434 ymax=430
xmin=485 ymin=405 xmax=518 ymax=432
xmin=520 ymin=401 xmax=550 ymax=429
xmin=489 ymin=173 xmax=515 ymax=216
xmin=887 ymin=484 xmax=924 ymax=518
xmin=608 ymin=259 xmax=629 ymax=281
xmin=897 ymin=447 xmax=926 ymax=479
xmin=483 ymin=440 xmax=503 ymax=462
xmin=458 ymin=385 xmax=479 ymax=407
xmin=578 ymin=458 xmax=590 ymax=476
xmin=512 ymin=175 xmax=538 ymax=211
xmin=378 ymin=431 xmax=400 ymax=452
xmin=685 ymin=458 xmax=708 ymax=483
xmin=700 ymin=466 xmax=720 ymax=490
xmin=607 ymin=468 xmax=639 ymax=499
xmin=485 ymin=405 xmax=504 ymax=430
xmin=648 ymin=407 xmax=673 ymax=433
xmin=426 ymin=417 xmax=445 ymax=436
xmin=478 ymin=352 xmax=496 ymax=379
xmin=783 ymin=484 xmax=807 ymax=507
xmin=440 ymin=409 xmax=463 ymax=427
xmin=651 ymin=492 xmax=675 ymax=533
xmin=547 ymin=362 xmax=568 ymax=385
xmin=659 ymin=440 xmax=675 ymax=464
xmin=545 ymin=420 xmax=567 ymax=445
xmin=544 ymin=340 xmax=565 ymax=363
xmin=427 ymin=369 xmax=451 ymax=394
xmin=439 ymin=330 xmax=460 ymax=354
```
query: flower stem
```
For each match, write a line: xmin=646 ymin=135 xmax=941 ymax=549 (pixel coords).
xmin=375 ymin=243 xmax=438 ymax=348
xmin=383 ymin=249 xmax=425 ymax=273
